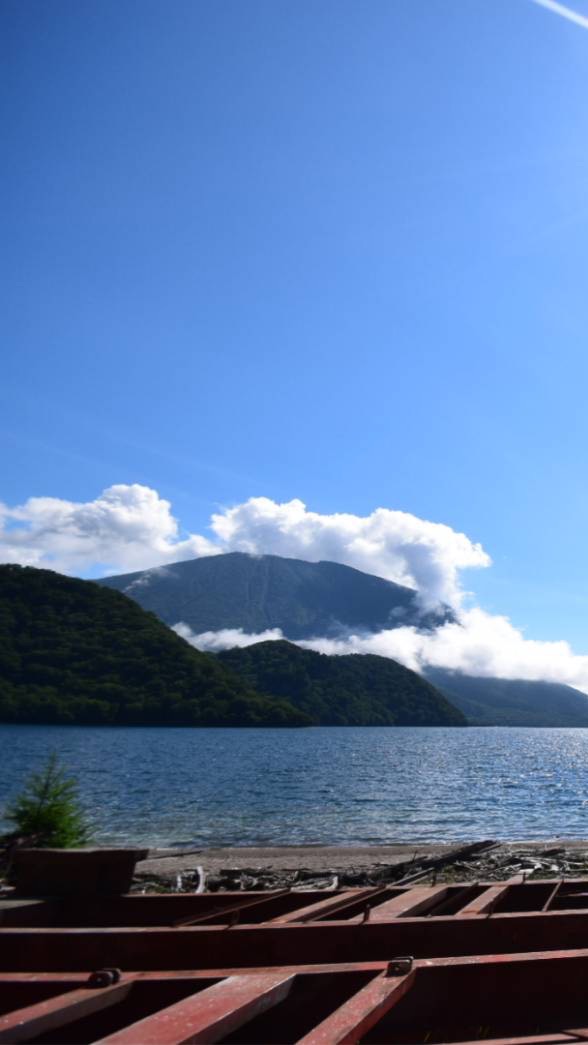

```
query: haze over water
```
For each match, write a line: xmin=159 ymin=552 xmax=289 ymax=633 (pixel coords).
xmin=2 ymin=725 xmax=588 ymax=847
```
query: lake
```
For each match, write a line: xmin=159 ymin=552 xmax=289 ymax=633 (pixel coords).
xmin=2 ymin=724 xmax=588 ymax=847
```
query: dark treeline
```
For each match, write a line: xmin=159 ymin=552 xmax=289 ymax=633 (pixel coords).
xmin=218 ymin=640 xmax=466 ymax=726
xmin=0 ymin=566 xmax=309 ymax=727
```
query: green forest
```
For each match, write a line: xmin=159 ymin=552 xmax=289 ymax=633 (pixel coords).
xmin=0 ymin=565 xmax=466 ymax=729
xmin=0 ymin=566 xmax=309 ymax=727
xmin=218 ymin=640 xmax=466 ymax=726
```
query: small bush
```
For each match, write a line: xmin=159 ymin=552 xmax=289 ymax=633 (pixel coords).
xmin=5 ymin=753 xmax=91 ymax=848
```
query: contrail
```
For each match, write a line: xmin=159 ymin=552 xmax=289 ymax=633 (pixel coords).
xmin=530 ymin=0 xmax=588 ymax=30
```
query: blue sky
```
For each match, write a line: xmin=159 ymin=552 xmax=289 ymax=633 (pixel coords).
xmin=4 ymin=0 xmax=588 ymax=654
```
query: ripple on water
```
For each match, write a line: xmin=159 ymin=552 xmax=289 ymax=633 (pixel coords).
xmin=2 ymin=725 xmax=588 ymax=846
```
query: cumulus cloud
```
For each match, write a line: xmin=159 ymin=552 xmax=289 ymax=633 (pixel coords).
xmin=4 ymin=482 xmax=588 ymax=692
xmin=0 ymin=486 xmax=489 ymax=607
xmin=209 ymin=496 xmax=490 ymax=609
xmin=174 ymin=613 xmax=588 ymax=696
xmin=0 ymin=484 xmax=218 ymax=575
xmin=299 ymin=610 xmax=588 ymax=695
xmin=173 ymin=623 xmax=285 ymax=651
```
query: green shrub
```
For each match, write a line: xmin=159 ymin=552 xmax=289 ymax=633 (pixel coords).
xmin=5 ymin=753 xmax=91 ymax=848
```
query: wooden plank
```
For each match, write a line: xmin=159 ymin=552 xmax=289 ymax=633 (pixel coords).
xmin=296 ymin=970 xmax=415 ymax=1044
xmin=95 ymin=972 xmax=294 ymax=1044
xmin=10 ymin=913 xmax=588 ymax=973
xmin=173 ymin=889 xmax=291 ymax=926
xmin=393 ymin=840 xmax=498 ymax=885
xmin=456 ymin=1034 xmax=581 ymax=1044
xmin=0 ymin=962 xmax=389 ymax=984
xmin=457 ymin=883 xmax=513 ymax=916
xmin=368 ymin=885 xmax=449 ymax=922
xmin=542 ymin=881 xmax=564 ymax=912
xmin=267 ymin=889 xmax=382 ymax=924
xmin=0 ymin=980 xmax=133 ymax=1043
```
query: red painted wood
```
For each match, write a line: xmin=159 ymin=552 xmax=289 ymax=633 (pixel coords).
xmin=95 ymin=972 xmax=294 ymax=1045
xmin=296 ymin=970 xmax=415 ymax=1044
xmin=367 ymin=885 xmax=449 ymax=921
xmin=0 ymin=979 xmax=133 ymax=1043
xmin=267 ymin=888 xmax=379 ymax=923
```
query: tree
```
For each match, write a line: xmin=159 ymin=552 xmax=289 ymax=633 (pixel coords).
xmin=5 ymin=753 xmax=91 ymax=847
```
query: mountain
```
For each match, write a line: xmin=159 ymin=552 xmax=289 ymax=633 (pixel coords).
xmin=99 ymin=552 xmax=452 ymax=638
xmin=426 ymin=667 xmax=588 ymax=727
xmin=0 ymin=565 xmax=310 ymax=727
xmin=96 ymin=552 xmax=588 ymax=728
xmin=217 ymin=640 xmax=466 ymax=726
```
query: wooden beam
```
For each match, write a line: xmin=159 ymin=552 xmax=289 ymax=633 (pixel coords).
xmin=367 ymin=885 xmax=449 ymax=922
xmin=457 ymin=883 xmax=513 ymax=916
xmin=267 ymin=889 xmax=382 ymax=924
xmin=0 ymin=979 xmax=133 ymax=1043
xmin=95 ymin=972 xmax=294 ymax=1045
xmin=296 ymin=969 xmax=415 ymax=1045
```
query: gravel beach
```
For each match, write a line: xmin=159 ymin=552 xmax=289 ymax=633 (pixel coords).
xmin=133 ymin=840 xmax=588 ymax=892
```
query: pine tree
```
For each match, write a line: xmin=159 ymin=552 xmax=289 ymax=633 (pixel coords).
xmin=5 ymin=753 xmax=91 ymax=847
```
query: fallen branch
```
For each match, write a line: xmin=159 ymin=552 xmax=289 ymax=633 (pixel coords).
xmin=378 ymin=840 xmax=498 ymax=886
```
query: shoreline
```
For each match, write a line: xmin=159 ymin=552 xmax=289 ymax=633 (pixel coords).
xmin=140 ymin=839 xmax=588 ymax=873
xmin=134 ymin=840 xmax=588 ymax=890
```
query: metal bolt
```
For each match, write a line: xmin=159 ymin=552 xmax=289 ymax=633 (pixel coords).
xmin=88 ymin=968 xmax=121 ymax=988
xmin=386 ymin=957 xmax=414 ymax=976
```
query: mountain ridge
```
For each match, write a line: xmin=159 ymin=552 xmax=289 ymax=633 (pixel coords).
xmin=426 ymin=667 xmax=588 ymax=727
xmin=217 ymin=639 xmax=466 ymax=726
xmin=99 ymin=551 xmax=453 ymax=638
xmin=0 ymin=565 xmax=466 ymax=729
xmin=94 ymin=551 xmax=588 ymax=728
xmin=0 ymin=565 xmax=309 ymax=727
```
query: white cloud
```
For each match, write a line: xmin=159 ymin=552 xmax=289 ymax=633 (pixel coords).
xmin=210 ymin=496 xmax=490 ymax=609
xmin=174 ymin=611 xmax=588 ymax=695
xmin=0 ymin=486 xmax=489 ymax=608
xmin=173 ymin=623 xmax=285 ymax=651
xmin=299 ymin=609 xmax=588 ymax=695
xmin=0 ymin=484 xmax=218 ymax=575
xmin=124 ymin=565 xmax=173 ymax=592
xmin=530 ymin=0 xmax=588 ymax=31
xmin=4 ymin=482 xmax=588 ymax=692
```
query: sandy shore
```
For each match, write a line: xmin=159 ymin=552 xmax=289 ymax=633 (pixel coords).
xmin=139 ymin=840 xmax=588 ymax=876
xmin=140 ymin=843 xmax=456 ymax=875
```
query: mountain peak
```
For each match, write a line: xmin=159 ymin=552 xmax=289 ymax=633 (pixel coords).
xmin=99 ymin=551 xmax=453 ymax=639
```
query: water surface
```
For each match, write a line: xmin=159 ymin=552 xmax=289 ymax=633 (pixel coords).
xmin=1 ymin=725 xmax=588 ymax=846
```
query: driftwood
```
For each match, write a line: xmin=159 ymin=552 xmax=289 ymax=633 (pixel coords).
xmin=372 ymin=839 xmax=498 ymax=886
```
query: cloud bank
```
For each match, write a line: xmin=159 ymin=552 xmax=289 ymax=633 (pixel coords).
xmin=176 ymin=612 xmax=588 ymax=696
xmin=301 ymin=610 xmax=588 ymax=695
xmin=0 ymin=485 xmax=219 ymax=575
xmin=0 ymin=485 xmax=489 ymax=607
xmin=173 ymin=624 xmax=286 ymax=651
xmin=209 ymin=497 xmax=489 ymax=609
xmin=3 ymin=482 xmax=588 ymax=693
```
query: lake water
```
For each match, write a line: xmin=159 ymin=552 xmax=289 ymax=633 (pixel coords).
xmin=2 ymin=724 xmax=588 ymax=847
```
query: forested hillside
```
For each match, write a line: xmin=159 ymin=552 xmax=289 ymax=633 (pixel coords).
xmin=426 ymin=667 xmax=588 ymax=727
xmin=217 ymin=640 xmax=466 ymax=726
xmin=0 ymin=566 xmax=309 ymax=727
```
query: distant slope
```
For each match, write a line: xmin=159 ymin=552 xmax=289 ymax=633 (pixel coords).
xmin=217 ymin=640 xmax=466 ymax=726
xmin=426 ymin=668 xmax=588 ymax=727
xmin=0 ymin=565 xmax=310 ymax=727
xmin=100 ymin=552 xmax=452 ymax=638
